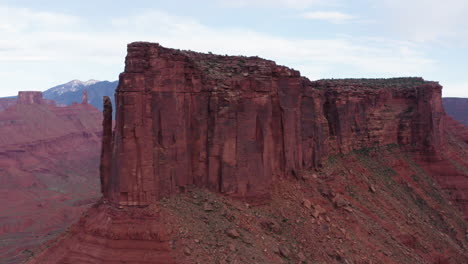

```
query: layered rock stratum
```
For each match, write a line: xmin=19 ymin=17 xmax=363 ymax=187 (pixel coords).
xmin=28 ymin=42 xmax=468 ymax=264
xmin=0 ymin=91 xmax=102 ymax=264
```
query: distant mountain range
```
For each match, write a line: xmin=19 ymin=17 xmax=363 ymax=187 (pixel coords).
xmin=1 ymin=80 xmax=118 ymax=112
xmin=442 ymin=97 xmax=468 ymax=126
xmin=43 ymin=80 xmax=118 ymax=111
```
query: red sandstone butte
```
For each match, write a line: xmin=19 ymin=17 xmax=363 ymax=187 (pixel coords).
xmin=103 ymin=42 xmax=445 ymax=206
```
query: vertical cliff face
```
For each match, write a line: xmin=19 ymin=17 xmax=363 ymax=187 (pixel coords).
xmin=106 ymin=42 xmax=324 ymax=205
xmin=319 ymin=80 xmax=445 ymax=158
xmin=103 ymin=42 xmax=445 ymax=206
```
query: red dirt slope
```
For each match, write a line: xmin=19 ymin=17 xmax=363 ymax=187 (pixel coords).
xmin=28 ymin=145 xmax=468 ymax=264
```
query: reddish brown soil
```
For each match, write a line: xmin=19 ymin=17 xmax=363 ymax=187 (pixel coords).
xmin=29 ymin=144 xmax=467 ymax=264
xmin=0 ymin=92 xmax=102 ymax=264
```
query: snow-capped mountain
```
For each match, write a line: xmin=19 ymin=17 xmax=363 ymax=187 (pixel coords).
xmin=43 ymin=80 xmax=118 ymax=111
xmin=44 ymin=79 xmax=101 ymax=96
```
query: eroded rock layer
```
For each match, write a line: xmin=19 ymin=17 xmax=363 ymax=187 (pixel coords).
xmin=0 ymin=91 xmax=102 ymax=264
xmin=104 ymin=42 xmax=445 ymax=206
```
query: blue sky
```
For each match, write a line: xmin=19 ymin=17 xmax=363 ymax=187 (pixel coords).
xmin=0 ymin=0 xmax=467 ymax=97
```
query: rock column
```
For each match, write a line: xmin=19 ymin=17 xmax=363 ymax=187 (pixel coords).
xmin=100 ymin=96 xmax=113 ymax=199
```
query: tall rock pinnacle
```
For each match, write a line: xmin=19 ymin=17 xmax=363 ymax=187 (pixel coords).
xmin=100 ymin=96 xmax=113 ymax=200
xmin=82 ymin=90 xmax=89 ymax=105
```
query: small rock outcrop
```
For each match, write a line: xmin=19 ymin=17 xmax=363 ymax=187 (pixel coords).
xmin=102 ymin=42 xmax=445 ymax=206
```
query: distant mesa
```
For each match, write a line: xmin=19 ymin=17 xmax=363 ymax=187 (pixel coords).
xmin=17 ymin=91 xmax=55 ymax=105
xmin=15 ymin=90 xmax=92 ymax=107
xmin=0 ymin=80 xmax=118 ymax=113
xmin=17 ymin=91 xmax=45 ymax=105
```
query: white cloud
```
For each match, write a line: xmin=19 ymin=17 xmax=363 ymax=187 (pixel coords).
xmin=442 ymin=81 xmax=468 ymax=97
xmin=101 ymin=11 xmax=435 ymax=83
xmin=0 ymin=6 xmax=81 ymax=33
xmin=378 ymin=0 xmax=468 ymax=42
xmin=301 ymin=11 xmax=354 ymax=23
xmin=2 ymin=5 xmax=465 ymax=97
xmin=217 ymin=0 xmax=327 ymax=9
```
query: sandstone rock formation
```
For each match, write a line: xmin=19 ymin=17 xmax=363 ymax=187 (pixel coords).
xmin=100 ymin=96 xmax=113 ymax=199
xmin=0 ymin=91 xmax=102 ymax=264
xmin=103 ymin=42 xmax=445 ymax=206
xmin=16 ymin=91 xmax=56 ymax=105
xmin=17 ymin=91 xmax=45 ymax=105
xmin=82 ymin=90 xmax=89 ymax=105
xmin=28 ymin=43 xmax=468 ymax=264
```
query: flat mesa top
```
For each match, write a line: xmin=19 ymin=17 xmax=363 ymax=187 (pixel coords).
xmin=315 ymin=77 xmax=439 ymax=89
xmin=126 ymin=42 xmax=439 ymax=90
